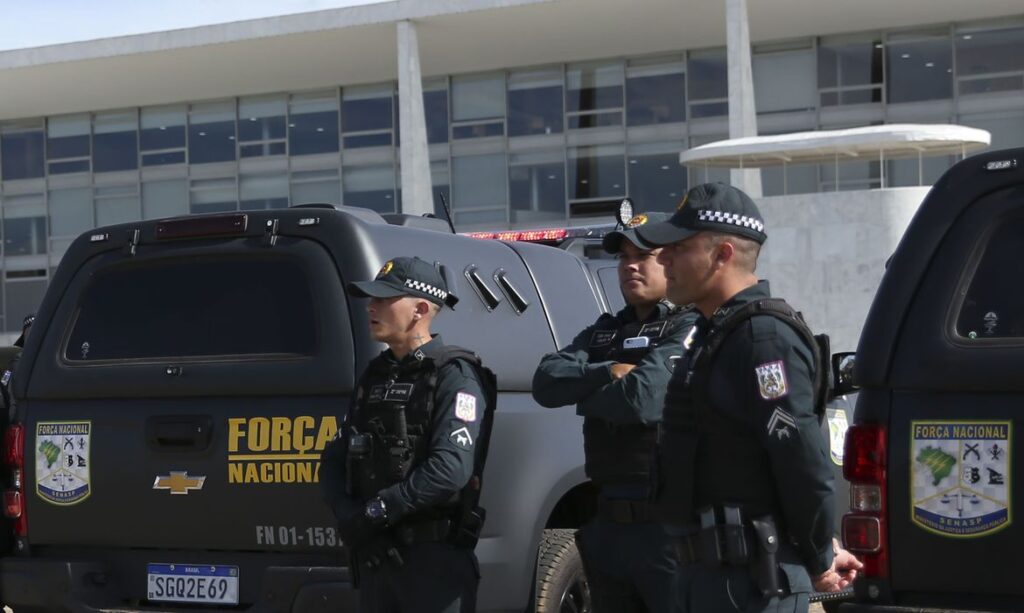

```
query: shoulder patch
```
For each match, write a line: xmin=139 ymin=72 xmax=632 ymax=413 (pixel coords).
xmin=455 ymin=392 xmax=477 ymax=422
xmin=755 ymin=360 xmax=789 ymax=400
xmin=450 ymin=426 xmax=474 ymax=448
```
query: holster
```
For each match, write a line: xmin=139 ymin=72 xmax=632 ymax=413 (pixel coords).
xmin=750 ymin=516 xmax=782 ymax=598
xmin=449 ymin=506 xmax=486 ymax=549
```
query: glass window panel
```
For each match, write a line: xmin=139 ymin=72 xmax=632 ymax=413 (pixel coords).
xmin=291 ymin=169 xmax=340 ymax=205
xmin=688 ymin=48 xmax=728 ymax=102
xmin=567 ymin=62 xmax=623 ymax=114
xmin=956 ymin=216 xmax=1024 ymax=339
xmin=452 ymin=153 xmax=507 ymax=213
xmin=626 ymin=146 xmax=687 ymax=213
xmin=95 ymin=194 xmax=140 ymax=227
xmin=140 ymin=106 xmax=187 ymax=152
xmin=93 ymin=111 xmax=138 ymax=173
xmin=452 ymin=122 xmax=504 ymax=139
xmin=887 ymin=35 xmax=953 ymax=103
xmin=47 ymin=115 xmax=90 ymax=160
xmin=1 ymin=126 xmax=45 ymax=180
xmin=821 ymin=160 xmax=881 ymax=191
xmin=452 ymin=73 xmax=506 ymax=122
xmin=3 ymin=194 xmax=47 ymax=256
xmin=49 ymin=187 xmax=93 ymax=237
xmin=240 ymin=173 xmax=289 ymax=211
xmin=762 ymin=163 xmax=818 ymax=196
xmin=884 ymin=156 xmax=952 ymax=187
xmin=956 ymin=27 xmax=1024 ymax=94
xmin=754 ymin=48 xmax=817 ymax=113
xmin=568 ymin=145 xmax=625 ymax=200
xmin=5 ymin=279 xmax=47 ymax=333
xmin=690 ymin=102 xmax=729 ymax=119
xmin=626 ymin=62 xmax=686 ymax=126
xmin=818 ymin=37 xmax=884 ymax=90
xmin=240 ymin=142 xmax=287 ymax=158
xmin=142 ymin=151 xmax=186 ymax=166
xmin=142 ymin=179 xmax=187 ymax=220
xmin=238 ymin=96 xmax=287 ymax=144
xmin=343 ymin=133 xmax=393 ymax=148
xmin=960 ymin=113 xmax=1024 ymax=153
xmin=188 ymin=101 xmax=237 ymax=164
xmin=289 ymin=91 xmax=340 ymax=156
xmin=342 ymin=85 xmax=394 ymax=134
xmin=568 ymin=113 xmax=622 ymax=129
xmin=509 ymin=150 xmax=565 ymax=225
xmin=190 ymin=177 xmax=237 ymax=214
xmin=424 ymin=88 xmax=450 ymax=144
xmin=343 ymin=164 xmax=396 ymax=213
xmin=508 ymin=68 xmax=564 ymax=137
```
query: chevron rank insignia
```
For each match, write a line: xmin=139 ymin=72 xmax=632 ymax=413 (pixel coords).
xmin=766 ymin=407 xmax=797 ymax=440
xmin=450 ymin=426 xmax=474 ymax=448
xmin=755 ymin=360 xmax=789 ymax=400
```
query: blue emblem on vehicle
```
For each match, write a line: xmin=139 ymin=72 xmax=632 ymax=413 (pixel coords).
xmin=36 ymin=421 xmax=92 ymax=506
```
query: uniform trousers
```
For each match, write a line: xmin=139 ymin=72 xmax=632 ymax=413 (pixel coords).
xmin=357 ymin=541 xmax=478 ymax=613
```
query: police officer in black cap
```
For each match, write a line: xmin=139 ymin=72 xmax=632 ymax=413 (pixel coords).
xmin=634 ymin=183 xmax=862 ymax=613
xmin=320 ymin=256 xmax=496 ymax=613
xmin=532 ymin=212 xmax=696 ymax=613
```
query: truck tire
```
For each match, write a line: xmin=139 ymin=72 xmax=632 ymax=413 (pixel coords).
xmin=535 ymin=528 xmax=591 ymax=613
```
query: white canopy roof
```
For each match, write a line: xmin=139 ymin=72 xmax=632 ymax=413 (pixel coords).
xmin=681 ymin=124 xmax=992 ymax=168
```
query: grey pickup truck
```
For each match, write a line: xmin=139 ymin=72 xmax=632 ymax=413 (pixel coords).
xmin=0 ymin=206 xmax=622 ymax=612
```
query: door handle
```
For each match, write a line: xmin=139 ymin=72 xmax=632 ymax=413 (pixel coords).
xmin=146 ymin=415 xmax=213 ymax=452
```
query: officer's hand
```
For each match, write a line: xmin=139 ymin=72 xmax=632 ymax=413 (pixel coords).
xmin=812 ymin=539 xmax=864 ymax=592
xmin=609 ymin=363 xmax=636 ymax=380
xmin=338 ymin=510 xmax=377 ymax=550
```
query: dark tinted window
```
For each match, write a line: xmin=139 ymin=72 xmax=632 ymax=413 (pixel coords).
xmin=957 ymin=216 xmax=1024 ymax=339
xmin=66 ymin=258 xmax=317 ymax=361
xmin=1 ymin=130 xmax=45 ymax=180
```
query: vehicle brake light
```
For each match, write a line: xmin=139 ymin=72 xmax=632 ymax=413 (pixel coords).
xmin=3 ymin=424 xmax=23 ymax=467
xmin=843 ymin=515 xmax=881 ymax=552
xmin=155 ymin=214 xmax=248 ymax=240
xmin=3 ymin=490 xmax=21 ymax=519
xmin=3 ymin=424 xmax=27 ymax=538
xmin=842 ymin=423 xmax=889 ymax=580
xmin=844 ymin=423 xmax=886 ymax=483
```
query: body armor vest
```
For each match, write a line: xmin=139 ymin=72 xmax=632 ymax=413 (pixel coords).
xmin=583 ymin=306 xmax=691 ymax=488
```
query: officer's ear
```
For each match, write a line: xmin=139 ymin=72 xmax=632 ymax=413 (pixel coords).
xmin=412 ymin=299 xmax=432 ymax=320
xmin=713 ymin=238 xmax=735 ymax=267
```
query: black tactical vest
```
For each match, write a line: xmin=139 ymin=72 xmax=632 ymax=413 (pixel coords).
xmin=583 ymin=305 xmax=692 ymax=488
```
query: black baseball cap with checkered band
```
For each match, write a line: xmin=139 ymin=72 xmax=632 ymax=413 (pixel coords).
xmin=634 ymin=182 xmax=767 ymax=246
xmin=347 ymin=256 xmax=459 ymax=308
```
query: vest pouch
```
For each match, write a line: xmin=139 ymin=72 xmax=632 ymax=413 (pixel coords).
xmin=387 ymin=439 xmax=411 ymax=481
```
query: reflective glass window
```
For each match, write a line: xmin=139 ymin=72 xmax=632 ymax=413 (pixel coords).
xmin=568 ymin=145 xmax=625 ymax=201
xmin=424 ymin=85 xmax=449 ymax=144
xmin=342 ymin=85 xmax=393 ymax=149
xmin=818 ymin=36 xmax=884 ymax=106
xmin=960 ymin=112 xmax=1024 ymax=153
xmin=188 ymin=101 xmax=237 ymax=164
xmin=239 ymin=96 xmax=287 ymax=158
xmin=190 ymin=177 xmax=237 ymax=214
xmin=887 ymin=33 xmax=953 ymax=103
xmin=95 ymin=185 xmax=140 ymax=226
xmin=3 ymin=194 xmax=47 ymax=256
xmin=5 ymin=278 xmax=47 ymax=333
xmin=240 ymin=173 xmax=289 ymax=210
xmin=957 ymin=216 xmax=1024 ymax=339
xmin=1 ymin=124 xmax=45 ymax=180
xmin=956 ymin=26 xmax=1024 ymax=95
xmin=48 ymin=187 xmax=93 ymax=239
xmin=627 ymin=59 xmax=686 ymax=126
xmin=885 ymin=156 xmax=952 ymax=188
xmin=509 ymin=150 xmax=566 ymax=225
xmin=141 ymin=106 xmax=187 ymax=166
xmin=627 ymin=144 xmax=687 ymax=213
xmin=289 ymin=91 xmax=340 ymax=155
xmin=291 ymin=169 xmax=340 ymax=206
xmin=452 ymin=73 xmax=505 ymax=139
xmin=508 ymin=68 xmax=564 ymax=136
xmin=93 ymin=111 xmax=138 ymax=172
xmin=567 ymin=62 xmax=623 ymax=128
xmin=47 ymin=115 xmax=90 ymax=174
xmin=761 ymin=163 xmax=818 ymax=196
xmin=688 ymin=48 xmax=728 ymax=118
xmin=452 ymin=153 xmax=507 ymax=226
xmin=343 ymin=164 xmax=396 ymax=213
xmin=754 ymin=46 xmax=816 ymax=113
xmin=142 ymin=179 xmax=188 ymax=220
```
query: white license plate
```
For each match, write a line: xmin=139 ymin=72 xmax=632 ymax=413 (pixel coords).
xmin=146 ymin=563 xmax=239 ymax=605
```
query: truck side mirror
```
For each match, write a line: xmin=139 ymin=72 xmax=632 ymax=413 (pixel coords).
xmin=831 ymin=352 xmax=858 ymax=396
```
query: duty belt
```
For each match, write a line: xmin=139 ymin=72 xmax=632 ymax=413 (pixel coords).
xmin=597 ymin=497 xmax=658 ymax=524
xmin=395 ymin=518 xmax=451 ymax=546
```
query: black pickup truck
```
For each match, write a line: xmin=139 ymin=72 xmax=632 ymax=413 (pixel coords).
xmin=839 ymin=148 xmax=1024 ymax=611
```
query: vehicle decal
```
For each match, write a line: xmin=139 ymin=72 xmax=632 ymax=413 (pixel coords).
xmin=36 ymin=421 xmax=92 ymax=506
xmin=911 ymin=421 xmax=1011 ymax=538
xmin=826 ymin=409 xmax=849 ymax=466
xmin=227 ymin=416 xmax=337 ymax=485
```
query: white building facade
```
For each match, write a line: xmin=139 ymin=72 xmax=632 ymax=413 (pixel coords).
xmin=0 ymin=0 xmax=1022 ymax=334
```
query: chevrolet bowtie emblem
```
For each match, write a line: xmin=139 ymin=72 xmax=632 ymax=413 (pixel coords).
xmin=153 ymin=471 xmax=206 ymax=495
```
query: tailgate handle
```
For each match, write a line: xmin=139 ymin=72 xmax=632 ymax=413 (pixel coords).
xmin=146 ymin=416 xmax=213 ymax=451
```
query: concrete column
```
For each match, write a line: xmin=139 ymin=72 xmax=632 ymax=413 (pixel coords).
xmin=725 ymin=0 xmax=762 ymax=197
xmin=396 ymin=20 xmax=434 ymax=217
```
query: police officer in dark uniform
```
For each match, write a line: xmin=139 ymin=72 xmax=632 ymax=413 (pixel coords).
xmin=532 ymin=212 xmax=695 ymax=613
xmin=320 ymin=257 xmax=496 ymax=613
xmin=634 ymin=183 xmax=862 ymax=613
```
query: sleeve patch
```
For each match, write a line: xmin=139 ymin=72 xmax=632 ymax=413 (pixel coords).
xmin=755 ymin=360 xmax=789 ymax=400
xmin=450 ymin=426 xmax=474 ymax=448
xmin=767 ymin=407 xmax=797 ymax=440
xmin=455 ymin=392 xmax=477 ymax=422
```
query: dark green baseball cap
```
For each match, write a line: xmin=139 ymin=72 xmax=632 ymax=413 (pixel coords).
xmin=602 ymin=212 xmax=672 ymax=254
xmin=347 ymin=256 xmax=458 ymax=308
xmin=635 ymin=182 xmax=767 ymax=246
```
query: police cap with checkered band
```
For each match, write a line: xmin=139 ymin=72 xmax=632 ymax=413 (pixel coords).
xmin=347 ymin=256 xmax=459 ymax=308
xmin=634 ymin=182 xmax=767 ymax=246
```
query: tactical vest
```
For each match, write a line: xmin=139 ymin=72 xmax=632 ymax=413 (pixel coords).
xmin=348 ymin=345 xmax=497 ymax=524
xmin=658 ymin=298 xmax=828 ymax=526
xmin=583 ymin=306 xmax=693 ymax=488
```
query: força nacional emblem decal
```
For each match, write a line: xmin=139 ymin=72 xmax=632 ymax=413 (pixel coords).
xmin=36 ymin=421 xmax=92 ymax=505
xmin=911 ymin=421 xmax=1011 ymax=537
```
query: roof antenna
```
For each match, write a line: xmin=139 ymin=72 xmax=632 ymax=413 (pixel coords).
xmin=438 ymin=192 xmax=457 ymax=234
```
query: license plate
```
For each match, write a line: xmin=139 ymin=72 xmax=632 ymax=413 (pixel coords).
xmin=146 ymin=563 xmax=239 ymax=605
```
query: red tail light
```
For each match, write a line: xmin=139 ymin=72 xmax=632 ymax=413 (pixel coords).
xmin=3 ymin=424 xmax=27 ymax=537
xmin=842 ymin=423 xmax=889 ymax=579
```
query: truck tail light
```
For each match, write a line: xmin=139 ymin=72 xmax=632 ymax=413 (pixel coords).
xmin=842 ymin=423 xmax=889 ymax=579
xmin=3 ymin=424 xmax=28 ymax=537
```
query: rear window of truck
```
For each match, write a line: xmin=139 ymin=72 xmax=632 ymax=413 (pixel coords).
xmin=956 ymin=214 xmax=1024 ymax=340
xmin=65 ymin=257 xmax=316 ymax=361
